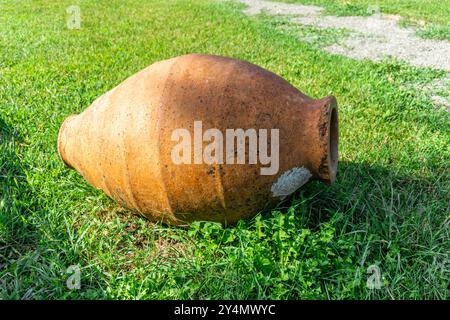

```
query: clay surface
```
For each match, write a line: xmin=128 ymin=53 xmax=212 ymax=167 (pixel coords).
xmin=58 ymin=54 xmax=338 ymax=225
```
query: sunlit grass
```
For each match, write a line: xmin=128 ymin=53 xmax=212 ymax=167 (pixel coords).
xmin=0 ymin=0 xmax=448 ymax=299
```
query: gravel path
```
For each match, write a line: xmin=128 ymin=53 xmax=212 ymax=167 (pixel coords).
xmin=238 ymin=0 xmax=450 ymax=110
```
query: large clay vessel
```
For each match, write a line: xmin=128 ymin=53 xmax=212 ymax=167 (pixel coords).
xmin=58 ymin=54 xmax=338 ymax=226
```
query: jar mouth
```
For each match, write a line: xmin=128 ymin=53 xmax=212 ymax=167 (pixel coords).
xmin=327 ymin=105 xmax=338 ymax=184
xmin=315 ymin=96 xmax=338 ymax=184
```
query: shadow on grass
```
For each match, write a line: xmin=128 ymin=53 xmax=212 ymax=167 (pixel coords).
xmin=0 ymin=117 xmax=39 ymax=245
xmin=0 ymin=117 xmax=112 ymax=299
xmin=270 ymin=160 xmax=447 ymax=233
xmin=0 ymin=117 xmax=42 ymax=298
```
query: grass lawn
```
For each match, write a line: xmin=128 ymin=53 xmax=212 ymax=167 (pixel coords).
xmin=0 ymin=0 xmax=449 ymax=299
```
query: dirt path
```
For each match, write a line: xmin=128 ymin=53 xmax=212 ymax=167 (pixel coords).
xmin=238 ymin=0 xmax=450 ymax=110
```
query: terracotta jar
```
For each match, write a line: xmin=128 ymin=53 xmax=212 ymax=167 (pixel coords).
xmin=58 ymin=54 xmax=338 ymax=225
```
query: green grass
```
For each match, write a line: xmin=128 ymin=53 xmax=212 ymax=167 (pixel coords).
xmin=279 ymin=0 xmax=450 ymax=40
xmin=0 ymin=0 xmax=449 ymax=299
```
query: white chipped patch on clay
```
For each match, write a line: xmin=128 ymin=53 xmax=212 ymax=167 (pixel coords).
xmin=271 ymin=167 xmax=312 ymax=199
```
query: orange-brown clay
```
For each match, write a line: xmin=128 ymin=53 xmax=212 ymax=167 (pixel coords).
xmin=58 ymin=54 xmax=338 ymax=226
